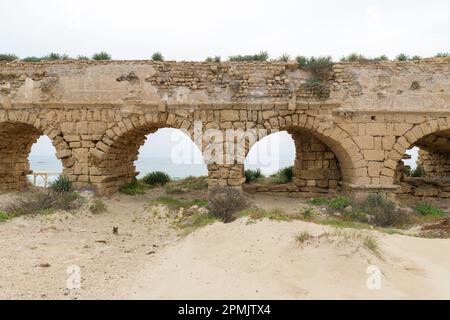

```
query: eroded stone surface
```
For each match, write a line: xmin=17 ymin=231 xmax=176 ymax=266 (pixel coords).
xmin=1 ymin=59 xmax=450 ymax=196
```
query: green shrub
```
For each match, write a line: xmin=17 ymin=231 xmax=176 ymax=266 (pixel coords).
xmin=307 ymin=197 xmax=329 ymax=205
xmin=340 ymin=53 xmax=368 ymax=62
xmin=301 ymin=79 xmax=330 ymax=99
xmin=119 ymin=179 xmax=147 ymax=195
xmin=435 ymin=52 xmax=450 ymax=57
xmin=411 ymin=55 xmax=422 ymax=60
xmin=89 ymin=199 xmax=107 ymax=214
xmin=151 ymin=52 xmax=164 ymax=61
xmin=77 ymin=55 xmax=90 ymax=61
xmin=278 ymin=53 xmax=291 ymax=62
xmin=328 ymin=196 xmax=349 ymax=210
xmin=92 ymin=51 xmax=112 ymax=61
xmin=142 ymin=171 xmax=171 ymax=186
xmin=296 ymin=55 xmax=333 ymax=81
xmin=229 ymin=51 xmax=269 ymax=62
xmin=207 ymin=187 xmax=248 ymax=223
xmin=205 ymin=56 xmax=221 ymax=62
xmin=396 ymin=53 xmax=410 ymax=61
xmin=50 ymin=176 xmax=73 ymax=193
xmin=0 ymin=211 xmax=10 ymax=222
xmin=373 ymin=55 xmax=389 ymax=61
xmin=296 ymin=231 xmax=313 ymax=244
xmin=416 ymin=203 xmax=446 ymax=218
xmin=0 ymin=53 xmax=18 ymax=62
xmin=42 ymin=53 xmax=70 ymax=61
xmin=410 ymin=165 xmax=424 ymax=177
xmin=22 ymin=56 xmax=43 ymax=62
xmin=244 ymin=169 xmax=264 ymax=184
xmin=272 ymin=166 xmax=293 ymax=184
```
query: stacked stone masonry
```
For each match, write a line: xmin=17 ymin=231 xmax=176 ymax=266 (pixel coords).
xmin=0 ymin=58 xmax=450 ymax=197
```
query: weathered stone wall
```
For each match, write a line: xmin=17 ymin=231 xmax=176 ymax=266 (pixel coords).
xmin=0 ymin=59 xmax=450 ymax=196
xmin=417 ymin=150 xmax=450 ymax=178
xmin=292 ymin=131 xmax=341 ymax=191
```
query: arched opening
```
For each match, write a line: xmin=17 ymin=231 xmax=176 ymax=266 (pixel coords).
xmin=135 ymin=128 xmax=207 ymax=179
xmin=243 ymin=128 xmax=344 ymax=195
xmin=90 ymin=124 xmax=207 ymax=195
xmin=0 ymin=122 xmax=67 ymax=192
xmin=28 ymin=136 xmax=63 ymax=187
xmin=395 ymin=129 xmax=450 ymax=200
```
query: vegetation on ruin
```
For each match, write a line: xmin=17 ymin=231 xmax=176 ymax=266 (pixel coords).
xmin=228 ymin=51 xmax=269 ymax=62
xmin=244 ymin=169 xmax=265 ymax=184
xmin=205 ymin=56 xmax=221 ymax=62
xmin=50 ymin=176 xmax=73 ymax=193
xmin=0 ymin=53 xmax=18 ymax=62
xmin=142 ymin=171 xmax=171 ymax=187
xmin=151 ymin=52 xmax=164 ymax=61
xmin=406 ymin=165 xmax=424 ymax=177
xmin=89 ymin=198 xmax=107 ymax=214
xmin=92 ymin=51 xmax=112 ymax=61
xmin=300 ymin=78 xmax=330 ymax=99
xmin=277 ymin=53 xmax=291 ymax=62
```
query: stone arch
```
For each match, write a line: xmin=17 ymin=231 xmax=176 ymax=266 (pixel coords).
xmin=0 ymin=110 xmax=73 ymax=191
xmin=250 ymin=112 xmax=365 ymax=185
xmin=89 ymin=113 xmax=197 ymax=195
xmin=386 ymin=116 xmax=450 ymax=185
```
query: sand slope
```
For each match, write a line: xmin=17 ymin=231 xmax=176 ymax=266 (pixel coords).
xmin=127 ymin=218 xmax=450 ymax=300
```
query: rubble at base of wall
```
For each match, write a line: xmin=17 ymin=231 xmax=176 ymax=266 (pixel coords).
xmin=396 ymin=177 xmax=450 ymax=199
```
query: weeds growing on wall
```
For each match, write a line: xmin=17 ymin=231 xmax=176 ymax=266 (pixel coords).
xmin=151 ymin=52 xmax=164 ymax=61
xmin=229 ymin=51 xmax=269 ymax=62
xmin=0 ymin=54 xmax=18 ymax=62
xmin=205 ymin=56 xmax=221 ymax=62
xmin=92 ymin=51 xmax=112 ymax=61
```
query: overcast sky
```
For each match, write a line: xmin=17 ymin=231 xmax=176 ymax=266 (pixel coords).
xmin=1 ymin=0 xmax=449 ymax=60
xmin=4 ymin=0 xmax=443 ymax=169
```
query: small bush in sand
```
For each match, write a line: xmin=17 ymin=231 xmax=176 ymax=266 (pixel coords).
xmin=207 ymin=187 xmax=248 ymax=223
xmin=416 ymin=203 xmax=446 ymax=218
xmin=142 ymin=171 xmax=171 ymax=187
xmin=50 ymin=176 xmax=73 ymax=193
xmin=119 ymin=179 xmax=147 ymax=195
xmin=245 ymin=169 xmax=264 ymax=184
xmin=272 ymin=166 xmax=293 ymax=184
xmin=296 ymin=231 xmax=313 ymax=244
xmin=0 ymin=211 xmax=10 ymax=222
xmin=1 ymin=191 xmax=83 ymax=217
xmin=178 ymin=212 xmax=219 ymax=235
xmin=89 ymin=199 xmax=107 ymax=214
xmin=363 ymin=236 xmax=379 ymax=255
xmin=353 ymin=194 xmax=408 ymax=228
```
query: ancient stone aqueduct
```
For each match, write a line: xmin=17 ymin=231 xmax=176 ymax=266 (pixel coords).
xmin=0 ymin=58 xmax=449 ymax=198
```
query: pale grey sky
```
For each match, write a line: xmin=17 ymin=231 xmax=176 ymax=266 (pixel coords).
xmin=7 ymin=0 xmax=443 ymax=169
xmin=1 ymin=0 xmax=449 ymax=60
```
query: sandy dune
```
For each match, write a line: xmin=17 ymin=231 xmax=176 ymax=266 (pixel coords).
xmin=1 ymin=192 xmax=450 ymax=300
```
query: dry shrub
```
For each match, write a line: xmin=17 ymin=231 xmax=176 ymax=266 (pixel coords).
xmin=207 ymin=186 xmax=248 ymax=223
